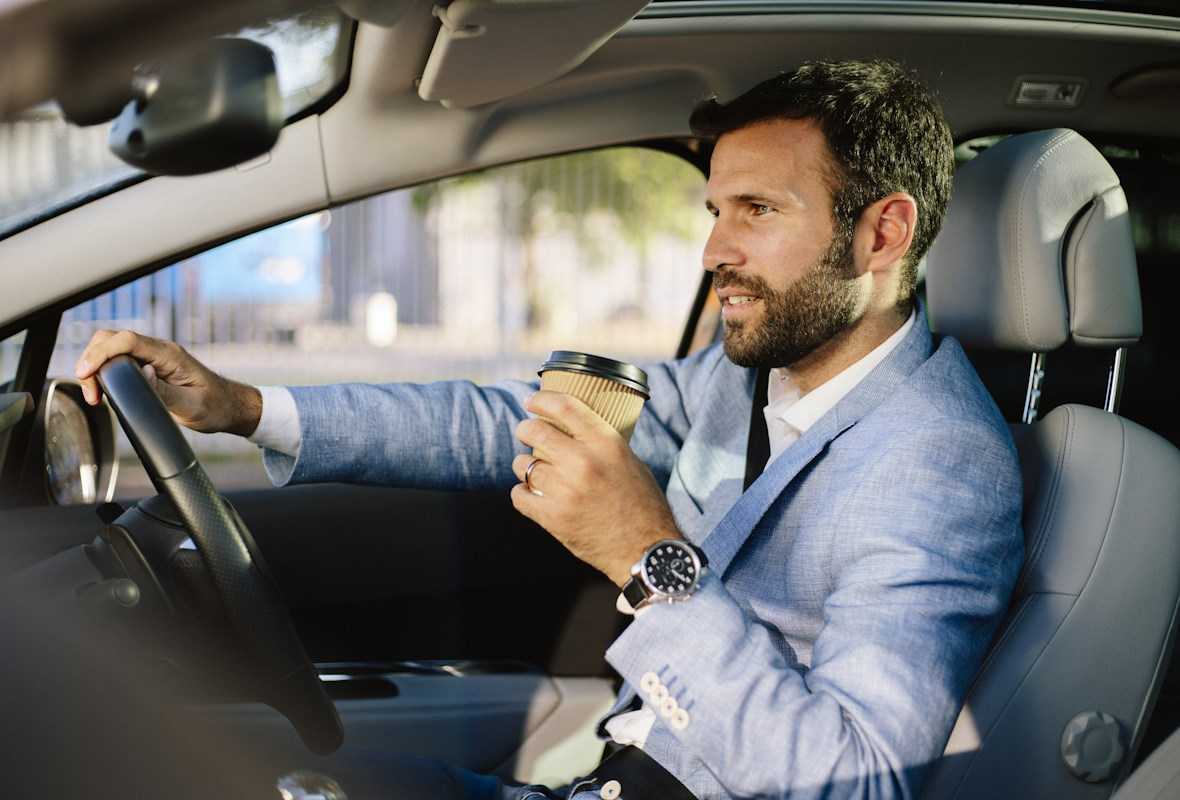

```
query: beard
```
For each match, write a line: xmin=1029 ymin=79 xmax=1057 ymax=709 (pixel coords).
xmin=717 ymin=233 xmax=861 ymax=369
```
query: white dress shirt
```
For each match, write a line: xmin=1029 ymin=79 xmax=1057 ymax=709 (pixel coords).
xmin=247 ymin=311 xmax=917 ymax=749
xmin=247 ymin=385 xmax=303 ymax=457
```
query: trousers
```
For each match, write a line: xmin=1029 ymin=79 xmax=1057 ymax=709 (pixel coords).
xmin=313 ymin=751 xmax=567 ymax=800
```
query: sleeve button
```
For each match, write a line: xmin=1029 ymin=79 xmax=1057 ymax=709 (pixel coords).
xmin=671 ymin=708 xmax=690 ymax=730
xmin=652 ymin=684 xmax=670 ymax=704
xmin=640 ymin=672 xmax=660 ymax=694
xmin=600 ymin=779 xmax=622 ymax=799
xmin=660 ymin=696 xmax=679 ymax=718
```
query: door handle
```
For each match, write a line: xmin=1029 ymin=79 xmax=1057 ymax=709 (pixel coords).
xmin=315 ymin=659 xmax=540 ymax=699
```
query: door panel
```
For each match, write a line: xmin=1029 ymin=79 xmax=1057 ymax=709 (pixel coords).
xmin=227 ymin=483 xmax=624 ymax=678
xmin=222 ymin=483 xmax=623 ymax=781
xmin=212 ymin=673 xmax=614 ymax=785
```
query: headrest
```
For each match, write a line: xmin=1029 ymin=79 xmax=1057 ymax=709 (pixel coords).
xmin=926 ymin=129 xmax=1142 ymax=352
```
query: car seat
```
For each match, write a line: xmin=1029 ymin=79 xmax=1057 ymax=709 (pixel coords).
xmin=920 ymin=129 xmax=1180 ymax=798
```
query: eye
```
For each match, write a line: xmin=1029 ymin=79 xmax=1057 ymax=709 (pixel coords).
xmin=751 ymin=203 xmax=773 ymax=216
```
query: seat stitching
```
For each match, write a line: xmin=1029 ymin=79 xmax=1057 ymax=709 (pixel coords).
xmin=1066 ymin=200 xmax=1098 ymax=339
xmin=1014 ymin=130 xmax=1074 ymax=349
xmin=1028 ymin=407 xmax=1075 ymax=576
xmin=971 ymin=594 xmax=1036 ymax=696
xmin=1012 ymin=406 xmax=1072 ymax=598
xmin=944 ymin=594 xmax=1036 ymax=796
xmin=1073 ymin=415 xmax=1130 ymax=598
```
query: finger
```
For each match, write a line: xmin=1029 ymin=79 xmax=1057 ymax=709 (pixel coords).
xmin=76 ymin=330 xmax=117 ymax=405
xmin=512 ymin=454 xmax=548 ymax=496
xmin=515 ymin=417 xmax=578 ymax=463
xmin=79 ymin=375 xmax=100 ymax=406
xmin=74 ymin=329 xmax=171 ymax=380
xmin=73 ymin=329 xmax=114 ymax=380
xmin=511 ymin=453 xmax=531 ymax=483
xmin=525 ymin=391 xmax=614 ymax=442
xmin=510 ymin=482 xmax=544 ymax=521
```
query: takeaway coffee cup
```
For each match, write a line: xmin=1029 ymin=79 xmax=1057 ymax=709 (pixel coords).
xmin=538 ymin=351 xmax=650 ymax=443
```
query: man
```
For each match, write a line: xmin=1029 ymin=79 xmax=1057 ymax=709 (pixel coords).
xmin=75 ymin=60 xmax=1023 ymax=799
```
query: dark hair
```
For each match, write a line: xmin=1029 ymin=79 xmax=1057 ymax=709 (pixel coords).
xmin=689 ymin=59 xmax=954 ymax=310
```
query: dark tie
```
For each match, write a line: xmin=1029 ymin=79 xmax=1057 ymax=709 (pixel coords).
xmin=743 ymin=366 xmax=772 ymax=491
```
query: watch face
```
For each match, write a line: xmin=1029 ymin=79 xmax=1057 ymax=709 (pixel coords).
xmin=643 ymin=542 xmax=699 ymax=597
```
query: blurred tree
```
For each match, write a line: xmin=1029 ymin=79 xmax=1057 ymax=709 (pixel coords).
xmin=412 ymin=146 xmax=705 ymax=330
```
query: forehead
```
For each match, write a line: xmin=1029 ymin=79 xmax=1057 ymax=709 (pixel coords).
xmin=707 ymin=117 xmax=833 ymax=200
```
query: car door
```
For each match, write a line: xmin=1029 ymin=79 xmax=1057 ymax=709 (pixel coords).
xmin=0 ymin=144 xmax=711 ymax=787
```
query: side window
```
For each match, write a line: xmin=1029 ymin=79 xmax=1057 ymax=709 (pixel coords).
xmin=49 ymin=147 xmax=708 ymax=497
xmin=1 ymin=330 xmax=26 ymax=389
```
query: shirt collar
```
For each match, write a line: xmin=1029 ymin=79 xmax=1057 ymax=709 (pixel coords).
xmin=767 ymin=310 xmax=917 ymax=436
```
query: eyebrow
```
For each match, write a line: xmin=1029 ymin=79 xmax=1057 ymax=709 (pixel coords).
xmin=705 ymin=190 xmax=806 ymax=212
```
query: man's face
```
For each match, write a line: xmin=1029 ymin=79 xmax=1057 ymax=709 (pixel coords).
xmin=703 ymin=118 xmax=863 ymax=369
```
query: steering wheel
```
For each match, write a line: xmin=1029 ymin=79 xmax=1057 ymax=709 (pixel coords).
xmin=97 ymin=355 xmax=343 ymax=755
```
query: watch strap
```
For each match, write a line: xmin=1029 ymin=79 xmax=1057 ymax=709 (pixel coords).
xmin=622 ymin=577 xmax=649 ymax=611
xmin=692 ymin=543 xmax=710 ymax=568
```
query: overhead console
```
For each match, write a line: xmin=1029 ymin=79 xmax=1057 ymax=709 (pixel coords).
xmin=416 ymin=0 xmax=649 ymax=109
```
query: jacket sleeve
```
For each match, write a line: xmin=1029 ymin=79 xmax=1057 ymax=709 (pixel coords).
xmin=260 ymin=343 xmax=727 ymax=490
xmin=603 ymin=418 xmax=1024 ymax=799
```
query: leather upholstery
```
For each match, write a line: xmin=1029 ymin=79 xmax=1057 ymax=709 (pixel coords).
xmin=923 ymin=407 xmax=1180 ymax=798
xmin=923 ymin=130 xmax=1180 ymax=799
xmin=1065 ymin=184 xmax=1143 ymax=348
xmin=927 ymin=129 xmax=1142 ymax=351
xmin=1113 ymin=725 xmax=1180 ymax=800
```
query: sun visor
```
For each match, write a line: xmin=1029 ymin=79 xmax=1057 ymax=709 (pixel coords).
xmin=418 ymin=0 xmax=648 ymax=109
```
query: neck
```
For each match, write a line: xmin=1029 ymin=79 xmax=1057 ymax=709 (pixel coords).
xmin=787 ymin=304 xmax=911 ymax=394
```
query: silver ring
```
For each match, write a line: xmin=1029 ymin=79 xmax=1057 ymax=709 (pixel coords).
xmin=524 ymin=457 xmax=544 ymax=496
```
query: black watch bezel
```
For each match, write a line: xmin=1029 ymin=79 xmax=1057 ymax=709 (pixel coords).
xmin=623 ymin=539 xmax=707 ymax=611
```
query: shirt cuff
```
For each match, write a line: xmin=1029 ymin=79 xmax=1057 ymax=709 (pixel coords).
xmin=247 ymin=385 xmax=302 ymax=459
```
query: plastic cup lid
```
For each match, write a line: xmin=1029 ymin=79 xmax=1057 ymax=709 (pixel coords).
xmin=539 ymin=351 xmax=650 ymax=397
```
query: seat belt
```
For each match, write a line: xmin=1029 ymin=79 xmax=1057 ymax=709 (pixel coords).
xmin=743 ymin=366 xmax=771 ymax=491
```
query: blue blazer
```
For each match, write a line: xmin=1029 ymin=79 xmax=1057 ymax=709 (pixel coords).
xmin=263 ymin=314 xmax=1024 ymax=800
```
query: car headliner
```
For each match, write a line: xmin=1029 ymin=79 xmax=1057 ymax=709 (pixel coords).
xmin=0 ymin=0 xmax=1178 ymax=336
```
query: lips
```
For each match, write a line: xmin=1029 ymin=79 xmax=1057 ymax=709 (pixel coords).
xmin=716 ymin=286 xmax=761 ymax=304
xmin=719 ymin=291 xmax=761 ymax=320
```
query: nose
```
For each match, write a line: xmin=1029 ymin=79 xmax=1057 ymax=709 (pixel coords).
xmin=702 ymin=215 xmax=744 ymax=273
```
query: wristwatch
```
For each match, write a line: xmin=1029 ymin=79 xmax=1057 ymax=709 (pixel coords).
xmin=619 ymin=538 xmax=709 ymax=614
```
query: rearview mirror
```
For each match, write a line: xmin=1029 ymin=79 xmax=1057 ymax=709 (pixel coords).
xmin=109 ymin=38 xmax=282 ymax=176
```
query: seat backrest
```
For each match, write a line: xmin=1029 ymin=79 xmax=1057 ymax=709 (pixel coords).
xmin=1112 ymin=723 xmax=1180 ymax=800
xmin=921 ymin=129 xmax=1180 ymax=799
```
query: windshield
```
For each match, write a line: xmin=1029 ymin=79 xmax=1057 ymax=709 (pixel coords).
xmin=0 ymin=6 xmax=352 ymax=241
xmin=643 ymin=0 xmax=1180 ymax=19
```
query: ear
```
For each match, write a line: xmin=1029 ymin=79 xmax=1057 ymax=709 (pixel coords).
xmin=852 ymin=192 xmax=918 ymax=275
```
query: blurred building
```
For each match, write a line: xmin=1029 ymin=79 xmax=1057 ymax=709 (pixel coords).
xmin=323 ymin=190 xmax=439 ymax=327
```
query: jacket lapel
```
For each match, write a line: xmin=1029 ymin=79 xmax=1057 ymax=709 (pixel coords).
xmin=701 ymin=314 xmax=934 ymax=576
